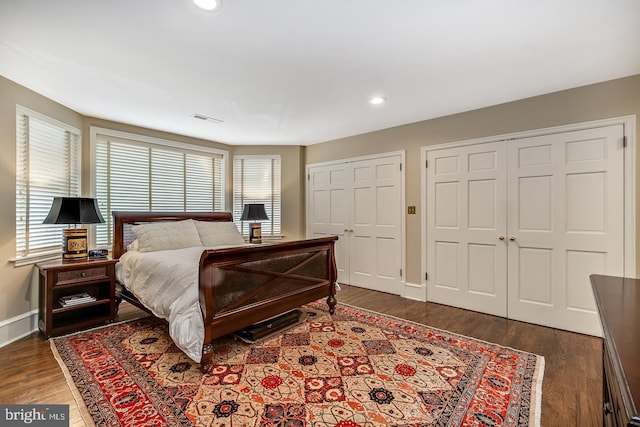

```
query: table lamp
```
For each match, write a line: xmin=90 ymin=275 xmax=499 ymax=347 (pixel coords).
xmin=240 ymin=203 xmax=269 ymax=243
xmin=43 ymin=197 xmax=105 ymax=260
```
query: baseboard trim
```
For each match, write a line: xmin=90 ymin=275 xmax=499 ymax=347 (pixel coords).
xmin=0 ymin=309 xmax=39 ymax=348
xmin=403 ymin=282 xmax=426 ymax=302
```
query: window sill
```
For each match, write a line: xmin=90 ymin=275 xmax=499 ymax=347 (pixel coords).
xmin=11 ymin=251 xmax=62 ymax=267
xmin=243 ymin=235 xmax=284 ymax=243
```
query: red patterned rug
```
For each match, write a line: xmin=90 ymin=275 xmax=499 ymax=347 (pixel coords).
xmin=51 ymin=302 xmax=543 ymax=426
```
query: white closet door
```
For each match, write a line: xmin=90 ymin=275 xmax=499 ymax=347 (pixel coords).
xmin=308 ymin=154 xmax=404 ymax=294
xmin=426 ymin=142 xmax=508 ymax=316
xmin=350 ymin=156 xmax=403 ymax=294
xmin=307 ymin=163 xmax=351 ymax=284
xmin=507 ymin=125 xmax=625 ymax=335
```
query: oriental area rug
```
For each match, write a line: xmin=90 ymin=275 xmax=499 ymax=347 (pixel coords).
xmin=51 ymin=302 xmax=544 ymax=427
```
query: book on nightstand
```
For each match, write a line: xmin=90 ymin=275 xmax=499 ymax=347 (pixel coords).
xmin=58 ymin=292 xmax=96 ymax=308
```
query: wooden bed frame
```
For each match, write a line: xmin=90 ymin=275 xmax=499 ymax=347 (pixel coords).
xmin=112 ymin=211 xmax=338 ymax=372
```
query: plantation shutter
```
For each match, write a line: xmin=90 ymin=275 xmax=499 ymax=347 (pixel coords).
xmin=95 ymin=133 xmax=225 ymax=247
xmin=232 ymin=155 xmax=281 ymax=237
xmin=15 ymin=106 xmax=81 ymax=262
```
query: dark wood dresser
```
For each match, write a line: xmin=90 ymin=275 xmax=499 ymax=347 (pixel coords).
xmin=591 ymin=274 xmax=640 ymax=427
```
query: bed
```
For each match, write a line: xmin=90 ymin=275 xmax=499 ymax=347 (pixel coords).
xmin=112 ymin=211 xmax=338 ymax=373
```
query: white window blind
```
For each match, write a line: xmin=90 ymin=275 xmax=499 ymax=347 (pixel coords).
xmin=94 ymin=132 xmax=225 ymax=247
xmin=233 ymin=155 xmax=281 ymax=237
xmin=15 ymin=106 xmax=81 ymax=261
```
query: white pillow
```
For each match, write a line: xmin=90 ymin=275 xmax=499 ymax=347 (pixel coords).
xmin=195 ymin=221 xmax=245 ymax=247
xmin=132 ymin=219 xmax=202 ymax=252
xmin=126 ymin=239 xmax=139 ymax=252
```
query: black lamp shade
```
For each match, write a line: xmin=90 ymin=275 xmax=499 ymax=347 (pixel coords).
xmin=240 ymin=204 xmax=269 ymax=221
xmin=43 ymin=197 xmax=105 ymax=225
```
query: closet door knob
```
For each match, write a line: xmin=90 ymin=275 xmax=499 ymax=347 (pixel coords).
xmin=509 ymin=236 xmax=516 ymax=241
xmin=498 ymin=236 xmax=505 ymax=241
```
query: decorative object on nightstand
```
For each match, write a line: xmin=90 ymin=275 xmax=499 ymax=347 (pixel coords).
xmin=43 ymin=197 xmax=105 ymax=260
xmin=89 ymin=248 xmax=109 ymax=259
xmin=240 ymin=203 xmax=269 ymax=243
xmin=37 ymin=257 xmax=117 ymax=338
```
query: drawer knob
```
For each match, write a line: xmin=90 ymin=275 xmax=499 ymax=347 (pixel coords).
xmin=81 ymin=272 xmax=86 ymax=277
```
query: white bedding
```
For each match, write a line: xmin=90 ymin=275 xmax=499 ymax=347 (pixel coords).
xmin=116 ymin=244 xmax=249 ymax=362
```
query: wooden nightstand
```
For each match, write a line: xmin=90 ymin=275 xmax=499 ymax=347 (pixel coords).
xmin=37 ymin=257 xmax=117 ymax=338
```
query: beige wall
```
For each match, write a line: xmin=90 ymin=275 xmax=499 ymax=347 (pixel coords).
xmin=306 ymin=74 xmax=640 ymax=285
xmin=0 ymin=77 xmax=84 ymax=323
xmin=2 ymin=73 xmax=639 ymax=331
xmin=0 ymin=76 xmax=307 ymax=328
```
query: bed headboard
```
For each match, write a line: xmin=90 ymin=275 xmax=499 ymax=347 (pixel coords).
xmin=112 ymin=211 xmax=234 ymax=259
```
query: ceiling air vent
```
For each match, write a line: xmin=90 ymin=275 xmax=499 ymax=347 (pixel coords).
xmin=191 ymin=113 xmax=224 ymax=124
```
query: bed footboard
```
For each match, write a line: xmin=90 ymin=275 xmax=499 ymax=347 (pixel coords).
xmin=198 ymin=236 xmax=338 ymax=372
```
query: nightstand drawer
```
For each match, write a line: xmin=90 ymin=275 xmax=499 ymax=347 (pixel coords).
xmin=55 ymin=266 xmax=108 ymax=285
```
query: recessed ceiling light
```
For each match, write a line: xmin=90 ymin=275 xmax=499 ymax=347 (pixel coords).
xmin=370 ymin=96 xmax=386 ymax=105
xmin=193 ymin=0 xmax=222 ymax=12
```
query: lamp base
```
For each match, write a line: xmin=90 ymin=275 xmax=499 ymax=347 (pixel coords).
xmin=63 ymin=228 xmax=88 ymax=260
xmin=249 ymin=223 xmax=262 ymax=244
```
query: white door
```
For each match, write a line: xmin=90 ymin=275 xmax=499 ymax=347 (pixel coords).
xmin=307 ymin=163 xmax=350 ymax=284
xmin=350 ymin=156 xmax=403 ymax=294
xmin=307 ymin=154 xmax=404 ymax=295
xmin=425 ymin=124 xmax=625 ymax=335
xmin=507 ymin=125 xmax=625 ymax=335
xmin=426 ymin=142 xmax=508 ymax=316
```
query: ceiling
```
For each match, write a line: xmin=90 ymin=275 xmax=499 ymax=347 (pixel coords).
xmin=1 ymin=1 xmax=639 ymax=146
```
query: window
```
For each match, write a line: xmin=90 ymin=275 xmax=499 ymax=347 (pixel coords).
xmin=15 ymin=106 xmax=81 ymax=264
xmin=92 ymin=128 xmax=226 ymax=247
xmin=233 ymin=155 xmax=281 ymax=238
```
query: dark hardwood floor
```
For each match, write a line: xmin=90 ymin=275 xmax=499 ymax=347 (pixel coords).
xmin=0 ymin=285 xmax=602 ymax=426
